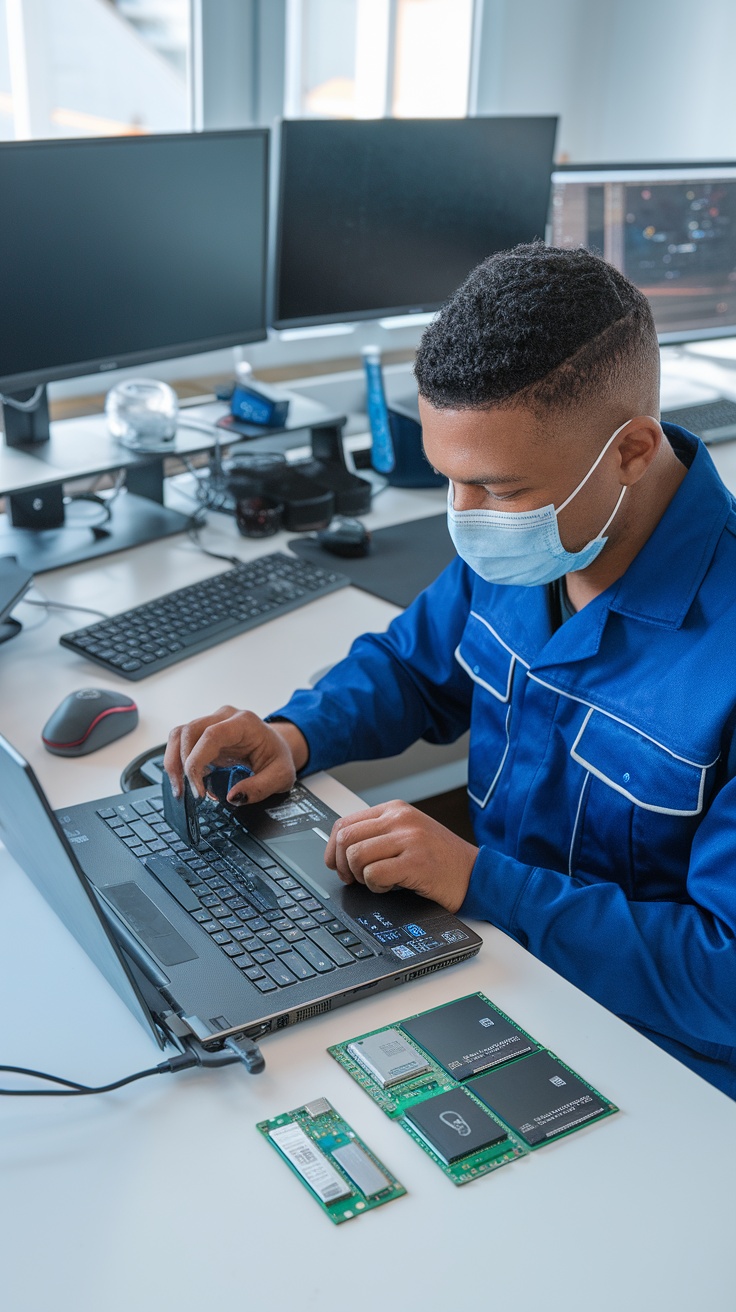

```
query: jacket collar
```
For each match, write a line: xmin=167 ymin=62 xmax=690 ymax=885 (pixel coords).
xmin=472 ymin=425 xmax=733 ymax=668
xmin=605 ymin=425 xmax=732 ymax=629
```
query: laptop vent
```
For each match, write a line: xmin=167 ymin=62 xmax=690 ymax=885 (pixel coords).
xmin=294 ymin=1000 xmax=332 ymax=1023
xmin=403 ymin=952 xmax=476 ymax=983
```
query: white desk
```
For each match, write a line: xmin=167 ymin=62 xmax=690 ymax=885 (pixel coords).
xmin=1 ymin=457 xmax=736 ymax=1312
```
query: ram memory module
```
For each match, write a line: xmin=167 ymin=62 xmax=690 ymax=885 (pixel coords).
xmin=257 ymin=1098 xmax=406 ymax=1223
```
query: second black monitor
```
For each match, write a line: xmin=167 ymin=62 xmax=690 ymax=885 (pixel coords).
xmin=274 ymin=116 xmax=557 ymax=328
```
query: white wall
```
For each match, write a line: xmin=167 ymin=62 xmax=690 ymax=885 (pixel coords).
xmin=476 ymin=0 xmax=736 ymax=162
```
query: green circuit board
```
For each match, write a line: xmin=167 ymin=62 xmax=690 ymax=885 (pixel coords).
xmin=329 ymin=992 xmax=618 ymax=1183
xmin=257 ymin=1098 xmax=406 ymax=1223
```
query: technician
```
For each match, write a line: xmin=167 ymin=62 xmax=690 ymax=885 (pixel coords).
xmin=166 ymin=245 xmax=736 ymax=1098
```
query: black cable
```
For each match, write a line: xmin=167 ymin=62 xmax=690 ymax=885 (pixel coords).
xmin=0 ymin=1033 xmax=265 ymax=1095
xmin=186 ymin=523 xmax=242 ymax=567
xmin=0 ymin=1053 xmax=196 ymax=1096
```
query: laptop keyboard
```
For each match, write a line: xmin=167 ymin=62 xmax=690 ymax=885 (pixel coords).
xmin=96 ymin=796 xmax=374 ymax=993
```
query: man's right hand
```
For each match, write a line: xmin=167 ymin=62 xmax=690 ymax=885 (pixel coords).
xmin=163 ymin=705 xmax=309 ymax=805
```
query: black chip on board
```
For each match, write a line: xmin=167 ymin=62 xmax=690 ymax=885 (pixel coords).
xmin=470 ymin=1050 xmax=609 ymax=1146
xmin=400 ymin=994 xmax=538 ymax=1080
xmin=404 ymin=1088 xmax=507 ymax=1164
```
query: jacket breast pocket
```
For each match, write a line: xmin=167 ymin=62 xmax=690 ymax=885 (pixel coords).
xmin=569 ymin=707 xmax=711 ymax=894
xmin=455 ymin=611 xmax=516 ymax=809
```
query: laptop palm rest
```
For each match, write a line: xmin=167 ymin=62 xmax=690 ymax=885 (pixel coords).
xmin=102 ymin=882 xmax=199 ymax=966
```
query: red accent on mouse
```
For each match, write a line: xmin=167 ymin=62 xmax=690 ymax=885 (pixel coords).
xmin=42 ymin=689 xmax=139 ymax=757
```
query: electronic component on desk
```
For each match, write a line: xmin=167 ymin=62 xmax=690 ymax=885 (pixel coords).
xmin=0 ymin=554 xmax=33 ymax=646
xmin=59 ymin=553 xmax=349 ymax=680
xmin=660 ymin=397 xmax=736 ymax=445
xmin=404 ymin=1087 xmax=508 ymax=1165
xmin=400 ymin=993 xmax=539 ymax=1080
xmin=41 ymin=688 xmax=138 ymax=757
xmin=230 ymin=376 xmax=290 ymax=428
xmin=316 ymin=517 xmax=371 ymax=559
xmin=347 ymin=1028 xmax=431 ymax=1088
xmin=470 ymin=1050 xmax=616 ymax=1147
xmin=257 ymin=1100 xmax=405 ymax=1223
xmin=330 ymin=1006 xmax=527 ymax=1186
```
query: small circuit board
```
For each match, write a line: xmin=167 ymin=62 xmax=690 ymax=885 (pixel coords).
xmin=257 ymin=1098 xmax=406 ymax=1223
xmin=329 ymin=993 xmax=618 ymax=1183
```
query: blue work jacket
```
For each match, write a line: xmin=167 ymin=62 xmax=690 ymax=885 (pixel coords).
xmin=272 ymin=426 xmax=736 ymax=1098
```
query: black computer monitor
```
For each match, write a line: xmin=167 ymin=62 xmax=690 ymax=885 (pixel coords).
xmin=273 ymin=116 xmax=558 ymax=328
xmin=550 ymin=162 xmax=736 ymax=343
xmin=0 ymin=129 xmax=269 ymax=428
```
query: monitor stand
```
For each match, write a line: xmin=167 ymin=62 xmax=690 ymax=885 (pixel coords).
xmin=0 ymin=616 xmax=22 ymax=646
xmin=0 ymin=386 xmax=189 ymax=573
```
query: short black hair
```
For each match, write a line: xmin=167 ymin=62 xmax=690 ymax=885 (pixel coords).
xmin=414 ymin=243 xmax=659 ymax=412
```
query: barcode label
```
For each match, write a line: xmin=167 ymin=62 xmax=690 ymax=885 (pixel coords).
xmin=269 ymin=1123 xmax=351 ymax=1205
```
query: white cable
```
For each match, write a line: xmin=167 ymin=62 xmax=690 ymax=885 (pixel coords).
xmin=0 ymin=384 xmax=45 ymax=412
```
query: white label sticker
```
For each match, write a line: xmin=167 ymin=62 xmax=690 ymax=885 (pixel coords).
xmin=269 ymin=1123 xmax=351 ymax=1205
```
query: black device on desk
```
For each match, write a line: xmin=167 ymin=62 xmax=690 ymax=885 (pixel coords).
xmin=0 ymin=736 xmax=481 ymax=1060
xmin=0 ymin=555 xmax=32 ymax=646
xmin=0 ymin=129 xmax=269 ymax=570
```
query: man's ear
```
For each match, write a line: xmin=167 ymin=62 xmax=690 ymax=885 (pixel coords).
xmin=618 ymin=416 xmax=662 ymax=486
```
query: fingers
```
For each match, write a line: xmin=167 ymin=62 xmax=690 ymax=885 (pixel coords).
xmin=163 ymin=725 xmax=184 ymax=796
xmin=324 ymin=807 xmax=380 ymax=875
xmin=227 ymin=751 xmax=295 ymax=806
xmin=165 ymin=706 xmax=237 ymax=797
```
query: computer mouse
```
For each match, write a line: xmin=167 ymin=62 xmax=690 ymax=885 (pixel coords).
xmin=316 ymin=516 xmax=371 ymax=558
xmin=42 ymin=688 xmax=139 ymax=757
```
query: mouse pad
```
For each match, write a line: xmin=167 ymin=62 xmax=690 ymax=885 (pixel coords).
xmin=288 ymin=514 xmax=455 ymax=609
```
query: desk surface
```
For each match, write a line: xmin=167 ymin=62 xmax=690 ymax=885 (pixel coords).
xmin=2 ymin=450 xmax=736 ymax=1312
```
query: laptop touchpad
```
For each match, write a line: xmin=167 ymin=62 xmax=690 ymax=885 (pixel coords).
xmin=103 ymin=882 xmax=199 ymax=966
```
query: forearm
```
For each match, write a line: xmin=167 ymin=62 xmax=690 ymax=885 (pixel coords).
xmin=463 ymin=847 xmax=736 ymax=1057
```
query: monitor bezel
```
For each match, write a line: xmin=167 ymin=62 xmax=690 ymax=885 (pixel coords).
xmin=0 ymin=129 xmax=270 ymax=394
xmin=551 ymin=160 xmax=736 ymax=345
xmin=272 ymin=115 xmax=558 ymax=331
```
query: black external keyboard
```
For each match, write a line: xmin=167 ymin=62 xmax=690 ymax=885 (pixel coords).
xmin=98 ymin=795 xmax=374 ymax=993
xmin=60 ymin=552 xmax=349 ymax=680
xmin=662 ymin=397 xmax=736 ymax=442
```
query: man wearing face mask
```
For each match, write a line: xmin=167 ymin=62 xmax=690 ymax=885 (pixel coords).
xmin=166 ymin=244 xmax=736 ymax=1098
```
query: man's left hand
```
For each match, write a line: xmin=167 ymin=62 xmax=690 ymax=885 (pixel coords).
xmin=324 ymin=800 xmax=477 ymax=914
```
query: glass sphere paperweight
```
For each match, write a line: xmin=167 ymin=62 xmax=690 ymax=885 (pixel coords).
xmin=105 ymin=379 xmax=178 ymax=451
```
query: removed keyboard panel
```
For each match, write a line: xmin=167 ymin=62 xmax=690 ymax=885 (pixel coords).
xmin=257 ymin=1100 xmax=406 ymax=1223
xmin=60 ymin=552 xmax=349 ymax=680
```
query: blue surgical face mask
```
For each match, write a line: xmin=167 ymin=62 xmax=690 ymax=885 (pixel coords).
xmin=446 ymin=418 xmax=635 ymax=587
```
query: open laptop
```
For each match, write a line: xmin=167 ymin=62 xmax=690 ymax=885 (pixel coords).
xmin=0 ymin=735 xmax=481 ymax=1062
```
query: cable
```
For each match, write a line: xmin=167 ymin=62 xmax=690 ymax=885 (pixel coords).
xmin=20 ymin=592 xmax=110 ymax=620
xmin=186 ymin=522 xmax=243 ymax=567
xmin=0 ymin=384 xmax=45 ymax=412
xmin=0 ymin=1031 xmax=266 ymax=1096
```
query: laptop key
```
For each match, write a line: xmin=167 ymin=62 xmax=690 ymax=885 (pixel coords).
xmin=301 ymin=898 xmax=322 ymax=913
xmin=293 ymin=940 xmax=334 ymax=973
xmin=263 ymin=960 xmax=297 ymax=988
xmin=352 ymin=946 xmax=374 ymax=959
xmin=335 ymin=932 xmax=361 ymax=947
xmin=244 ymin=965 xmax=266 ymax=980
xmin=97 ymin=807 xmax=116 ymax=819
xmin=223 ymin=942 xmax=245 ymax=956
xmin=248 ymin=917 xmax=268 ymax=933
xmin=282 ymin=928 xmax=305 ymax=943
xmin=212 ymin=930 xmax=232 ymax=945
xmin=252 ymin=975 xmax=278 ymax=992
xmin=231 ymin=953 xmax=253 ymax=968
xmin=326 ymin=920 xmax=345 ymax=934
xmin=252 ymin=948 xmax=274 ymax=964
xmin=259 ymin=928 xmax=281 ymax=943
xmin=312 ymin=909 xmax=332 ymax=924
xmin=220 ymin=915 xmax=242 ymax=930
xmin=279 ymin=951 xmax=316 ymax=980
xmin=308 ymin=927 xmax=354 ymax=967
xmin=130 ymin=844 xmax=148 ymax=857
xmin=294 ymin=916 xmax=317 ymax=930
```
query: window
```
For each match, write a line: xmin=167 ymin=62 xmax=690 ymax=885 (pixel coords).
xmin=288 ymin=0 xmax=474 ymax=119
xmin=0 ymin=0 xmax=190 ymax=140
